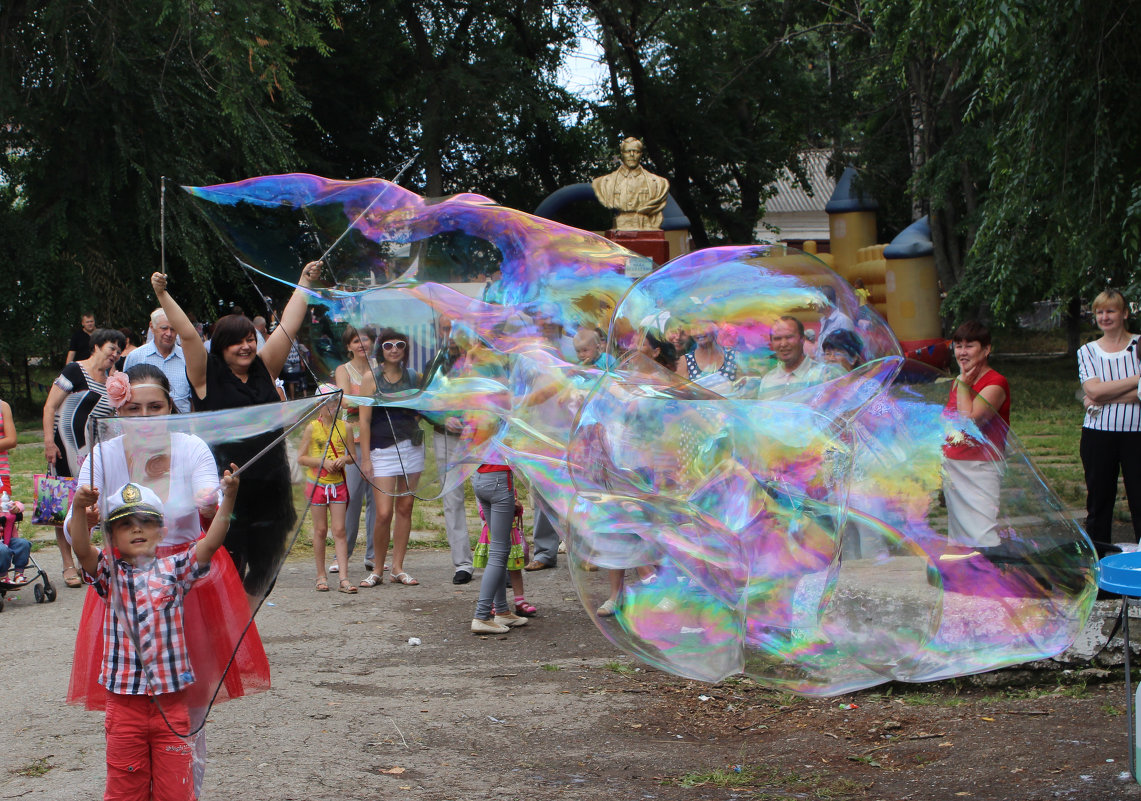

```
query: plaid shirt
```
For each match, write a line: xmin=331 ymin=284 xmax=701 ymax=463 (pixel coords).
xmin=86 ymin=544 xmax=209 ymax=696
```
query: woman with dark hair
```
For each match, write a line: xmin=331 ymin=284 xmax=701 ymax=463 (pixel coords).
xmin=638 ymin=331 xmax=679 ymax=372
xmin=358 ymin=327 xmax=425 ymax=587
xmin=820 ymin=328 xmax=865 ymax=372
xmin=942 ymin=320 xmax=1010 ymax=548
xmin=114 ymin=327 xmax=140 ymax=371
xmin=63 ymin=362 xmax=269 ymax=794
xmin=42 ymin=327 xmax=126 ymax=587
xmin=150 ymin=262 xmax=321 ymax=606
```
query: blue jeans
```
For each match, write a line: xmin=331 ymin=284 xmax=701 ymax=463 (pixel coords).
xmin=0 ymin=537 xmax=31 ymax=574
xmin=471 ymin=471 xmax=515 ymax=620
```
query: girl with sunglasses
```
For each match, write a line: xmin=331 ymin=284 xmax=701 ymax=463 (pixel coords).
xmin=358 ymin=329 xmax=425 ymax=587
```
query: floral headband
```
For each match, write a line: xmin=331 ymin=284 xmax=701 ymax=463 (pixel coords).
xmin=106 ymin=373 xmax=169 ymax=410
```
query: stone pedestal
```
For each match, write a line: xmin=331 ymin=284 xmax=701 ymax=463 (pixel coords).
xmin=606 ymin=229 xmax=669 ymax=266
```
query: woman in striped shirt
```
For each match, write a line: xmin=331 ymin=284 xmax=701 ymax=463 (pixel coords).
xmin=1077 ymin=289 xmax=1141 ymax=553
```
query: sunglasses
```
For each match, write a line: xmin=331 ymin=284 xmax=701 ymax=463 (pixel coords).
xmin=381 ymin=340 xmax=407 ymax=351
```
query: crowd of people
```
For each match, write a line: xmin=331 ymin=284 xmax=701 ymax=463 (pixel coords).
xmin=0 ymin=273 xmax=1132 ymax=799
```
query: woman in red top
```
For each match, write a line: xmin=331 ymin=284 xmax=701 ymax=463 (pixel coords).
xmin=943 ymin=320 xmax=1011 ymax=548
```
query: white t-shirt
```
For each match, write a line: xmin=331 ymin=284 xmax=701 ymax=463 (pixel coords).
xmin=1077 ymin=337 xmax=1141 ymax=432
xmin=64 ymin=433 xmax=220 ymax=546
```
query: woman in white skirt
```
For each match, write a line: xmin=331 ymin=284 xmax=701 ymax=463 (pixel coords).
xmin=358 ymin=328 xmax=425 ymax=587
xmin=942 ymin=320 xmax=1010 ymax=548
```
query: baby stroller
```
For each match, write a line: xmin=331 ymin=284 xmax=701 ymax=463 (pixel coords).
xmin=0 ymin=499 xmax=56 ymax=612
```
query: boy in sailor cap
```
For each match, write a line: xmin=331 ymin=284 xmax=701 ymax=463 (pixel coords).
xmin=68 ymin=469 xmax=238 ymax=801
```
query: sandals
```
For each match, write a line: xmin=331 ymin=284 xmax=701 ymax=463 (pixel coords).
xmin=390 ymin=571 xmax=419 ymax=586
xmin=11 ymin=573 xmax=25 ymax=584
xmin=315 ymin=576 xmax=330 ymax=592
xmin=338 ymin=579 xmax=358 ymax=594
xmin=359 ymin=572 xmax=383 ymax=588
xmin=514 ymin=600 xmax=538 ymax=616
xmin=62 ymin=567 xmax=82 ymax=588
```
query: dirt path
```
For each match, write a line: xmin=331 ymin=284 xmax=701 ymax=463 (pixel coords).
xmin=4 ymin=548 xmax=1141 ymax=801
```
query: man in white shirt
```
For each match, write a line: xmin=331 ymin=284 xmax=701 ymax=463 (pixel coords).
xmin=759 ymin=316 xmax=839 ymax=393
xmin=123 ymin=309 xmax=192 ymax=413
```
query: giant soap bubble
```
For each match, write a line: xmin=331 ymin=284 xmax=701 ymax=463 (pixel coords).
xmin=178 ymin=173 xmax=1097 ymax=697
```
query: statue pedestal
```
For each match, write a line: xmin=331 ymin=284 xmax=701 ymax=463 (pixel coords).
xmin=606 ymin=229 xmax=669 ymax=266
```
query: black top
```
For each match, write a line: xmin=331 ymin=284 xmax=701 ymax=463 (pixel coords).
xmin=369 ymin=367 xmax=421 ymax=449
xmin=68 ymin=329 xmax=92 ymax=360
xmin=192 ymin=354 xmax=279 ymax=412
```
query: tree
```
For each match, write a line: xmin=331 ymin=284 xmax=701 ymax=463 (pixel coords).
xmin=583 ymin=1 xmax=834 ymax=246
xmin=291 ymin=0 xmax=593 ymax=212
xmin=0 ymin=0 xmax=336 ymax=403
xmin=956 ymin=0 xmax=1141 ymax=328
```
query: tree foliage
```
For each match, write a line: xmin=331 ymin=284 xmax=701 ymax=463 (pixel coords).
xmin=0 ymin=0 xmax=336 ymax=402
xmin=584 ymin=0 xmax=834 ymax=246
xmin=955 ymin=0 xmax=1141 ymax=320
xmin=291 ymin=0 xmax=594 ymax=211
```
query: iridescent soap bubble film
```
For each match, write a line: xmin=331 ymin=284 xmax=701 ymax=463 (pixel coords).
xmin=186 ymin=174 xmax=1099 ymax=696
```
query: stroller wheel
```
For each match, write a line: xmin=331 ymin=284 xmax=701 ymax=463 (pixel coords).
xmin=34 ymin=584 xmax=44 ymax=603
xmin=43 ymin=583 xmax=57 ymax=603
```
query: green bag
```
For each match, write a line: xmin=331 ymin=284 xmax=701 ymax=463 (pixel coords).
xmin=473 ymin=507 xmax=526 ymax=570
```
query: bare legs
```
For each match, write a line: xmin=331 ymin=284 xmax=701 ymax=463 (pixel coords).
xmin=370 ymin=472 xmax=420 ymax=580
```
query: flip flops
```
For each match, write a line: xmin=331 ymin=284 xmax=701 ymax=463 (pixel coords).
xmin=63 ymin=567 xmax=82 ymax=588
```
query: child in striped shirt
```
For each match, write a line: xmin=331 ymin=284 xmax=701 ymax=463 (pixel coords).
xmin=69 ymin=471 xmax=238 ymax=801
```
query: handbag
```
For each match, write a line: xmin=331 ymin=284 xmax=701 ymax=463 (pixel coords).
xmin=32 ymin=469 xmax=78 ymax=526
xmin=506 ymin=510 xmax=526 ymax=571
xmin=473 ymin=506 xmax=527 ymax=571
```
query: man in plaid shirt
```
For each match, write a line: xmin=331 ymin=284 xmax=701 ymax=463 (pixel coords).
xmin=70 ymin=472 xmax=238 ymax=801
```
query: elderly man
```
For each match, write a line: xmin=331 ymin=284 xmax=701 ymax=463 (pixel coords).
xmin=123 ymin=308 xmax=192 ymax=412
xmin=424 ymin=316 xmax=474 ymax=584
xmin=758 ymin=316 xmax=839 ymax=393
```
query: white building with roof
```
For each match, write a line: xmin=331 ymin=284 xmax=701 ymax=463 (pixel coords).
xmin=754 ymin=149 xmax=835 ymax=248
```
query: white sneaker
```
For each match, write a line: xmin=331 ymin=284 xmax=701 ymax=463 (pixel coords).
xmin=471 ymin=618 xmax=510 ymax=634
xmin=493 ymin=612 xmax=529 ymax=628
xmin=597 ymin=598 xmax=619 ymax=617
xmin=557 ymin=541 xmax=567 ymax=554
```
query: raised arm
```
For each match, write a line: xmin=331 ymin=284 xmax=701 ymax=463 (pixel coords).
xmin=198 ymin=465 xmax=239 ymax=567
xmin=151 ymin=272 xmax=208 ymax=401
xmin=260 ymin=260 xmax=322 ymax=379
xmin=68 ymin=485 xmax=101 ymax=576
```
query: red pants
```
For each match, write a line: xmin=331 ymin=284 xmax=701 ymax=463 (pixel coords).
xmin=104 ymin=690 xmax=195 ymax=801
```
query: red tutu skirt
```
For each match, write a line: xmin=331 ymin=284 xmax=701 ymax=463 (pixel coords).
xmin=67 ymin=542 xmax=271 ymax=712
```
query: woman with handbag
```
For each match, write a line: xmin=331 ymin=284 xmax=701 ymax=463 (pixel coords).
xmin=358 ymin=328 xmax=425 ymax=587
xmin=41 ymin=327 xmax=126 ymax=587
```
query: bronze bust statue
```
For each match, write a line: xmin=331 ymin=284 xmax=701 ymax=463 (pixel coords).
xmin=592 ymin=137 xmax=670 ymax=231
